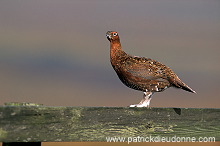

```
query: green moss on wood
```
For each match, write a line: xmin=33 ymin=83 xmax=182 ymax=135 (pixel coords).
xmin=0 ymin=128 xmax=7 ymax=139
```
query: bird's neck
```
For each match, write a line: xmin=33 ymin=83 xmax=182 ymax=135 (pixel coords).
xmin=110 ymin=40 xmax=127 ymax=66
xmin=110 ymin=40 xmax=123 ymax=58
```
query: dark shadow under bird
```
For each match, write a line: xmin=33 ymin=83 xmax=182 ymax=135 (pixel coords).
xmin=106 ymin=31 xmax=196 ymax=107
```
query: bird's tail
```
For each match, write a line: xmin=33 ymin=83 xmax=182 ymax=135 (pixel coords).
xmin=170 ymin=77 xmax=196 ymax=93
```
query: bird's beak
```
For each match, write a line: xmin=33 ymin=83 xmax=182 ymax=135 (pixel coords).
xmin=106 ymin=31 xmax=113 ymax=41
xmin=106 ymin=34 xmax=111 ymax=41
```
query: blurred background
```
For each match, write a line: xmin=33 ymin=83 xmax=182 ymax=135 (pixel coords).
xmin=0 ymin=0 xmax=219 ymax=108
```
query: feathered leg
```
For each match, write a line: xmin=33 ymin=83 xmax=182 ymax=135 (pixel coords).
xmin=129 ymin=92 xmax=154 ymax=107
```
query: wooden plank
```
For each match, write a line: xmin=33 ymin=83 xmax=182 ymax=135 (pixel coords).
xmin=0 ymin=105 xmax=219 ymax=142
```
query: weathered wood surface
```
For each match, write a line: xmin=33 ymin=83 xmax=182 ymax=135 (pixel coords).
xmin=0 ymin=104 xmax=219 ymax=142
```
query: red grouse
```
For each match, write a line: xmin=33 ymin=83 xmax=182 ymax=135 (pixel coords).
xmin=106 ymin=31 xmax=196 ymax=107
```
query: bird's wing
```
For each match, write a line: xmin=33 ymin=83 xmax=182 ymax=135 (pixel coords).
xmin=123 ymin=56 xmax=195 ymax=93
xmin=124 ymin=57 xmax=168 ymax=81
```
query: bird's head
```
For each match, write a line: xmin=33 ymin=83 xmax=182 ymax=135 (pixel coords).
xmin=106 ymin=31 xmax=120 ymax=42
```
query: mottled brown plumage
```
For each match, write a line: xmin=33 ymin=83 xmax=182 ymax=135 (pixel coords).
xmin=106 ymin=31 xmax=196 ymax=107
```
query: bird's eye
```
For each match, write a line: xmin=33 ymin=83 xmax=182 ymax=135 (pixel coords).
xmin=113 ymin=33 xmax=118 ymax=36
